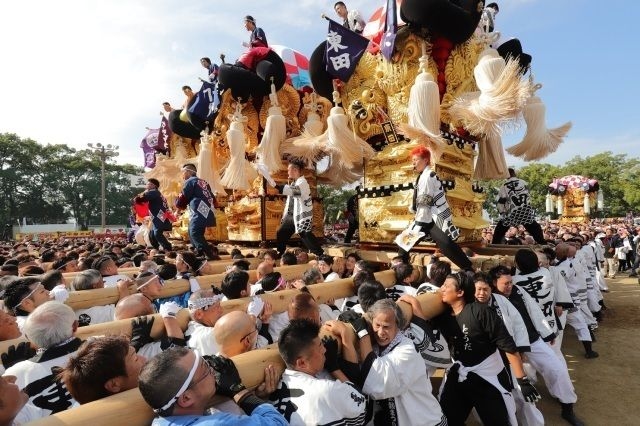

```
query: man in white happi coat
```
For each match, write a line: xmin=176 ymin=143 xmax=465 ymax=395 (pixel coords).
xmin=555 ymin=243 xmax=599 ymax=359
xmin=4 ymin=302 xmax=79 ymax=421
xmin=354 ymin=299 xmax=447 ymax=426
xmin=270 ymin=318 xmax=367 ymax=425
xmin=398 ymin=145 xmax=472 ymax=271
xmin=486 ymin=266 xmax=584 ymax=426
xmin=274 ymin=158 xmax=323 ymax=256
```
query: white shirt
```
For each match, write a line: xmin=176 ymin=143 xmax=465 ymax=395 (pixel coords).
xmin=185 ymin=321 xmax=219 ymax=356
xmin=75 ymin=304 xmax=115 ymax=327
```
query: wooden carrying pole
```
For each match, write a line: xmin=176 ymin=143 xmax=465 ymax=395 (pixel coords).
xmin=29 ymin=289 xmax=445 ymax=426
xmin=61 ymin=257 xmax=262 ymax=280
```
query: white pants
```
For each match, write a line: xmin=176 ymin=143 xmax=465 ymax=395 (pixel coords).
xmin=604 ymin=257 xmax=618 ymax=277
xmin=566 ymin=310 xmax=592 ymax=342
xmin=596 ymin=269 xmax=609 ymax=291
xmin=526 ymin=338 xmax=577 ymax=404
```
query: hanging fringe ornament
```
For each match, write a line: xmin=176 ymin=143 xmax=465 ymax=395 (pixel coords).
xmin=256 ymin=79 xmax=286 ymax=174
xmin=397 ymin=123 xmax=444 ymax=162
xmin=507 ymin=83 xmax=572 ymax=161
xmin=583 ymin=193 xmax=591 ymax=214
xmin=407 ymin=41 xmax=444 ymax=139
xmin=303 ymin=92 xmax=324 ymax=136
xmin=597 ymin=190 xmax=604 ymax=210
xmin=449 ymin=57 xmax=532 ymax=137
xmin=556 ymin=197 xmax=564 ymax=215
xmin=220 ymin=101 xmax=251 ymax=190
xmin=326 ymin=87 xmax=375 ymax=167
xmin=280 ymin=132 xmax=328 ymax=167
xmin=474 ymin=132 xmax=508 ymax=180
xmin=196 ymin=127 xmax=226 ymax=195
xmin=545 ymin=193 xmax=554 ymax=213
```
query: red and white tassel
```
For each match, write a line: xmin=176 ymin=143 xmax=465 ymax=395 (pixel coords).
xmin=256 ymin=80 xmax=286 ymax=174
xmin=507 ymin=84 xmax=572 ymax=161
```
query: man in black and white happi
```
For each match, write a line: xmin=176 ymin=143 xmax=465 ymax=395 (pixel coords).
xmin=270 ymin=319 xmax=367 ymax=426
xmin=353 ymin=299 xmax=447 ymax=426
xmin=435 ymin=272 xmax=540 ymax=426
xmin=4 ymin=302 xmax=79 ymax=422
xmin=492 ymin=168 xmax=545 ymax=245
xmin=486 ymin=266 xmax=584 ymax=426
xmin=555 ymin=243 xmax=599 ymax=359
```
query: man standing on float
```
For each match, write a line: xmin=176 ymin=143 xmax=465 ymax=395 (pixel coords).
xmin=492 ymin=168 xmax=545 ymax=244
xmin=399 ymin=145 xmax=473 ymax=271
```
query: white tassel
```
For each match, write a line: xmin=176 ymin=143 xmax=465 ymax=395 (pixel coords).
xmin=407 ymin=42 xmax=443 ymax=139
xmin=304 ymin=93 xmax=324 ymax=136
xmin=597 ymin=190 xmax=604 ymax=209
xmin=449 ymin=58 xmax=532 ymax=137
xmin=584 ymin=193 xmax=591 ymax=214
xmin=220 ymin=103 xmax=251 ymax=190
xmin=507 ymin=84 xmax=572 ymax=161
xmin=326 ymin=89 xmax=375 ymax=167
xmin=196 ymin=129 xmax=226 ymax=195
xmin=557 ymin=197 xmax=564 ymax=215
xmin=545 ymin=193 xmax=553 ymax=213
xmin=474 ymin=132 xmax=508 ymax=179
xmin=256 ymin=81 xmax=286 ymax=173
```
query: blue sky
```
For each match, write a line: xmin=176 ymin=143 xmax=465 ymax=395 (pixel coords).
xmin=1 ymin=0 xmax=638 ymax=169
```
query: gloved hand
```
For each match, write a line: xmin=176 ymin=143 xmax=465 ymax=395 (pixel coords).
xmin=205 ymin=355 xmax=246 ymax=398
xmin=247 ymin=296 xmax=264 ymax=318
xmin=1 ymin=341 xmax=36 ymax=369
xmin=159 ymin=301 xmax=180 ymax=319
xmin=130 ymin=316 xmax=155 ymax=351
xmin=49 ymin=285 xmax=70 ymax=303
xmin=321 ymin=336 xmax=340 ymax=373
xmin=517 ymin=376 xmax=541 ymax=403
xmin=338 ymin=311 xmax=368 ymax=338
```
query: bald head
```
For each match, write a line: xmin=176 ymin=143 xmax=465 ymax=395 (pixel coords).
xmin=555 ymin=243 xmax=575 ymax=261
xmin=214 ymin=311 xmax=257 ymax=357
xmin=114 ymin=294 xmax=155 ymax=320
xmin=256 ymin=261 xmax=274 ymax=280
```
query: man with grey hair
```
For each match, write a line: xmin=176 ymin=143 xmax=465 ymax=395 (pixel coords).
xmin=4 ymin=301 xmax=80 ymax=420
xmin=72 ymin=269 xmax=131 ymax=326
xmin=352 ymin=298 xmax=447 ymax=426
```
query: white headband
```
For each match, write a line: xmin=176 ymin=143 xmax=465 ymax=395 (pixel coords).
xmin=137 ymin=274 xmax=160 ymax=291
xmin=188 ymin=295 xmax=223 ymax=311
xmin=155 ymin=352 xmax=201 ymax=413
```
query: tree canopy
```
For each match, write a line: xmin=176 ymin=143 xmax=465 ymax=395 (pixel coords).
xmin=480 ymin=151 xmax=640 ymax=219
xmin=0 ymin=133 xmax=142 ymax=229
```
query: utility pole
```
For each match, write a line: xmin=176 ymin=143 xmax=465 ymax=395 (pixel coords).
xmin=87 ymin=143 xmax=119 ymax=230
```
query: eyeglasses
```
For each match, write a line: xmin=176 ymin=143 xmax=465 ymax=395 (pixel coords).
xmin=187 ymin=359 xmax=214 ymax=390
xmin=240 ymin=325 xmax=259 ymax=343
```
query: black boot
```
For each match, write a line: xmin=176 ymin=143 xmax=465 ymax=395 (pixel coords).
xmin=561 ymin=403 xmax=585 ymax=426
xmin=582 ymin=341 xmax=599 ymax=358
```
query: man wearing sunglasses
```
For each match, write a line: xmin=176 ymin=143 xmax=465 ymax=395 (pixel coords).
xmin=139 ymin=347 xmax=287 ymax=425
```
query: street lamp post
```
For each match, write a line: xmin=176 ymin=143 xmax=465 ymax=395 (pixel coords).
xmin=87 ymin=143 xmax=119 ymax=230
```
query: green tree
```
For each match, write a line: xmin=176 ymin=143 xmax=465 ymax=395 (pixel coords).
xmin=317 ymin=185 xmax=354 ymax=224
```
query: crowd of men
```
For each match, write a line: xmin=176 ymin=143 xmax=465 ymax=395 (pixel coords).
xmin=0 ymin=209 xmax=625 ymax=426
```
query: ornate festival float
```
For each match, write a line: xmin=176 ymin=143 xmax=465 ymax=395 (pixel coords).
xmin=141 ymin=0 xmax=571 ymax=251
xmin=546 ymin=175 xmax=602 ymax=224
